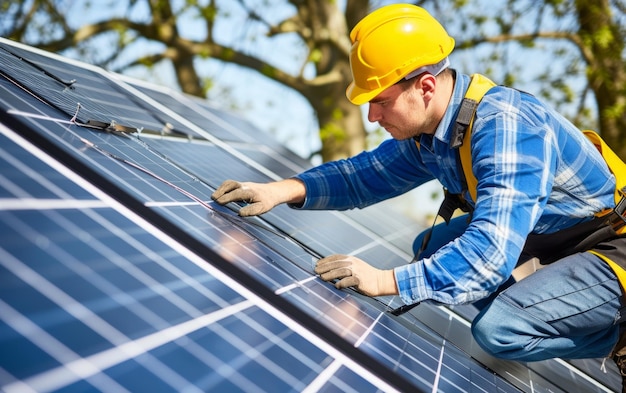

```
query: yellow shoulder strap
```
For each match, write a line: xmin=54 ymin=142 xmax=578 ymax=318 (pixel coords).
xmin=459 ymin=87 xmax=626 ymax=208
xmin=458 ymin=87 xmax=626 ymax=214
xmin=444 ymin=75 xmax=626 ymax=209
xmin=458 ymin=74 xmax=497 ymax=202
xmin=583 ymin=130 xmax=626 ymax=205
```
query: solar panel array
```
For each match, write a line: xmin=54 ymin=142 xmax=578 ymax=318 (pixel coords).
xmin=0 ymin=37 xmax=620 ymax=393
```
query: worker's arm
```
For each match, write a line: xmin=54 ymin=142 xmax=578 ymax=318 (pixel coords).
xmin=211 ymin=178 xmax=306 ymax=216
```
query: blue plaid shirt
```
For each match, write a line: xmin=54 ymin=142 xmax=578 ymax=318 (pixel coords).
xmin=295 ymin=71 xmax=616 ymax=305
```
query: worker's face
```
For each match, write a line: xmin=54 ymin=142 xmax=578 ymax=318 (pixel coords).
xmin=367 ymin=74 xmax=435 ymax=140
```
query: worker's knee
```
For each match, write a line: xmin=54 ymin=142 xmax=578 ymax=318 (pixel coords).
xmin=471 ymin=297 xmax=530 ymax=360
xmin=471 ymin=306 xmax=506 ymax=358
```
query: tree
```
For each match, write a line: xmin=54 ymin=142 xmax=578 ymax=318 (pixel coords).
xmin=441 ymin=0 xmax=626 ymax=159
xmin=1 ymin=0 xmax=369 ymax=162
xmin=2 ymin=0 xmax=626 ymax=161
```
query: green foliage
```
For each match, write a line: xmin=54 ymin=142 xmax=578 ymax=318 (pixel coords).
xmin=199 ymin=4 xmax=217 ymax=22
xmin=593 ymin=26 xmax=615 ymax=49
xmin=319 ymin=108 xmax=346 ymax=145
xmin=319 ymin=122 xmax=346 ymax=144
xmin=198 ymin=47 xmax=211 ymax=58
xmin=202 ymin=76 xmax=214 ymax=96
xmin=502 ymin=72 xmax=516 ymax=87
xmin=452 ymin=0 xmax=470 ymax=7
xmin=138 ymin=57 xmax=155 ymax=67
xmin=605 ymin=101 xmax=626 ymax=120
xmin=309 ymin=48 xmax=322 ymax=64
xmin=260 ymin=64 xmax=276 ymax=78
xmin=1 ymin=1 xmax=11 ymax=13
xmin=331 ymin=107 xmax=343 ymax=120
xmin=221 ymin=47 xmax=235 ymax=61
xmin=519 ymin=38 xmax=536 ymax=48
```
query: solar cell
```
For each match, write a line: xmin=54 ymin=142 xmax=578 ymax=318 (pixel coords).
xmin=0 ymin=127 xmax=406 ymax=393
xmin=0 ymin=37 xmax=620 ymax=392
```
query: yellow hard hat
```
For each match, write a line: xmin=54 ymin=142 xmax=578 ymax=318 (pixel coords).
xmin=346 ymin=4 xmax=455 ymax=105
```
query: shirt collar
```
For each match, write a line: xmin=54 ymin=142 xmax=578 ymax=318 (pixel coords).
xmin=433 ymin=70 xmax=471 ymax=145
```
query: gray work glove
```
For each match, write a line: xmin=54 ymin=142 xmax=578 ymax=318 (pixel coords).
xmin=315 ymin=254 xmax=397 ymax=297
xmin=211 ymin=179 xmax=281 ymax=216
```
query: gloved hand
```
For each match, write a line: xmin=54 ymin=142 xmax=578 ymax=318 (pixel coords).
xmin=314 ymin=254 xmax=398 ymax=297
xmin=211 ymin=179 xmax=282 ymax=216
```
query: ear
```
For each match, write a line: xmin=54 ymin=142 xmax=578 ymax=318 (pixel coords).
xmin=417 ymin=73 xmax=437 ymax=100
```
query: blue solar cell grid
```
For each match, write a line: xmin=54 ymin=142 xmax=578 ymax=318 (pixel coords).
xmin=0 ymin=37 xmax=620 ymax=392
xmin=0 ymin=132 xmax=395 ymax=393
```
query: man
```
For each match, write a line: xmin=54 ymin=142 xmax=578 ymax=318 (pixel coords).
xmin=211 ymin=3 xmax=626 ymax=388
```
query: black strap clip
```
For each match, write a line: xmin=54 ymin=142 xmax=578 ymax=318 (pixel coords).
xmin=611 ymin=193 xmax=626 ymax=231
xmin=450 ymin=98 xmax=478 ymax=149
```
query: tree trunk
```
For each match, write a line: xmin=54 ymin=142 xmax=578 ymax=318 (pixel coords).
xmin=313 ymin=82 xmax=367 ymax=162
xmin=171 ymin=47 xmax=204 ymax=98
xmin=304 ymin=0 xmax=368 ymax=161
xmin=575 ymin=0 xmax=626 ymax=159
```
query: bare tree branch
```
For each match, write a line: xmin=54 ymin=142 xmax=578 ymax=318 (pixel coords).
xmin=5 ymin=0 xmax=626 ymax=160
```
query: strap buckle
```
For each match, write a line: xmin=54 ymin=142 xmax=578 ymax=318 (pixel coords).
xmin=612 ymin=194 xmax=626 ymax=230
xmin=450 ymin=98 xmax=478 ymax=148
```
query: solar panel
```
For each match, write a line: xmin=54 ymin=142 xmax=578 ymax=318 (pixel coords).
xmin=0 ymin=37 xmax=620 ymax=393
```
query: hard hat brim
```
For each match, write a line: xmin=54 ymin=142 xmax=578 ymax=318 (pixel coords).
xmin=346 ymin=81 xmax=387 ymax=106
